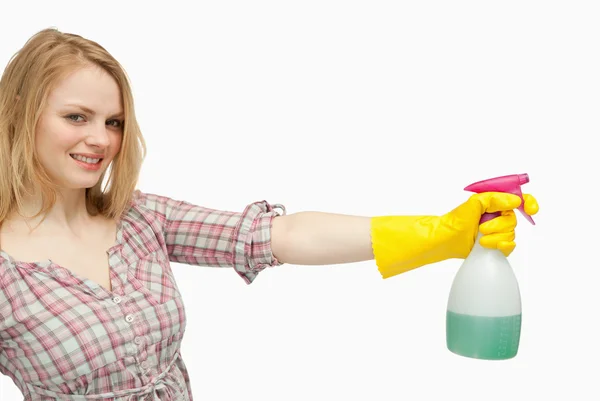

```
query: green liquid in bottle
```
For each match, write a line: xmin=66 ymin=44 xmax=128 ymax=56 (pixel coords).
xmin=446 ymin=311 xmax=521 ymax=360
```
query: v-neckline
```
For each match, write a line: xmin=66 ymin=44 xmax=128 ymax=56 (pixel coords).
xmin=0 ymin=217 xmax=125 ymax=297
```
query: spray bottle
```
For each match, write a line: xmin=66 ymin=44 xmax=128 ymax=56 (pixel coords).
xmin=446 ymin=173 xmax=535 ymax=360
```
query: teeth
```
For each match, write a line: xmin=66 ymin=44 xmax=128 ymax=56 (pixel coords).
xmin=71 ymin=154 xmax=101 ymax=164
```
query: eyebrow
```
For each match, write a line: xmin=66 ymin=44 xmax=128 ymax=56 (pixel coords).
xmin=65 ymin=104 xmax=124 ymax=119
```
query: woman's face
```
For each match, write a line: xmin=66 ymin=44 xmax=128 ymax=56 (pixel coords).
xmin=35 ymin=65 xmax=124 ymax=190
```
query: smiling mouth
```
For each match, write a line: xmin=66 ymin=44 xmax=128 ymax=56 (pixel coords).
xmin=70 ymin=154 xmax=104 ymax=165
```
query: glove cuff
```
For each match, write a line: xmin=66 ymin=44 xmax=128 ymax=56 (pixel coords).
xmin=371 ymin=215 xmax=443 ymax=279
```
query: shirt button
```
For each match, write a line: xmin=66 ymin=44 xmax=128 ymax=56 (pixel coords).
xmin=125 ymin=314 xmax=134 ymax=323
xmin=113 ymin=296 xmax=122 ymax=304
xmin=134 ymin=337 xmax=143 ymax=344
xmin=141 ymin=361 xmax=149 ymax=369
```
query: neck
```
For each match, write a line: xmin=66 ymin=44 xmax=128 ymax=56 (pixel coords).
xmin=470 ymin=232 xmax=486 ymax=253
xmin=12 ymin=185 xmax=94 ymax=231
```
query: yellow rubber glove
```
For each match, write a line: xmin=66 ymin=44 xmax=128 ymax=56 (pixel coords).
xmin=371 ymin=192 xmax=539 ymax=279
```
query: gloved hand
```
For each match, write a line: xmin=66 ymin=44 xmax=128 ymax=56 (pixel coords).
xmin=371 ymin=192 xmax=539 ymax=279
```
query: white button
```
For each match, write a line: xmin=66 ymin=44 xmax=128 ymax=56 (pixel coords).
xmin=141 ymin=361 xmax=149 ymax=369
xmin=112 ymin=296 xmax=122 ymax=304
xmin=134 ymin=337 xmax=142 ymax=344
xmin=125 ymin=314 xmax=134 ymax=323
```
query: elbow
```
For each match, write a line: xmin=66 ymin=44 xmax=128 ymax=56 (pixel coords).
xmin=270 ymin=212 xmax=319 ymax=264
xmin=270 ymin=214 xmax=292 ymax=263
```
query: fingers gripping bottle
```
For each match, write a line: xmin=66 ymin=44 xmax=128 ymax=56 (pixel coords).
xmin=446 ymin=173 xmax=535 ymax=360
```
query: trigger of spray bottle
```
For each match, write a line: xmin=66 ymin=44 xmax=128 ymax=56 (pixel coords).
xmin=464 ymin=173 xmax=535 ymax=225
xmin=446 ymin=173 xmax=535 ymax=360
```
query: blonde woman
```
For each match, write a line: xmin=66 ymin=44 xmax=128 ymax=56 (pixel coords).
xmin=0 ymin=28 xmax=538 ymax=400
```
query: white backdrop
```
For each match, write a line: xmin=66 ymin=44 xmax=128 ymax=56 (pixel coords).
xmin=1 ymin=1 xmax=598 ymax=400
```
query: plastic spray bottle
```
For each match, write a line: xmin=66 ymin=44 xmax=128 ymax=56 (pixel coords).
xmin=446 ymin=173 xmax=535 ymax=360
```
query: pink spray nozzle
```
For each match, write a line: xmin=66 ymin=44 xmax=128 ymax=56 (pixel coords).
xmin=464 ymin=173 xmax=535 ymax=225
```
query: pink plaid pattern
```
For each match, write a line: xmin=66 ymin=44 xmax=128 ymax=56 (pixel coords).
xmin=0 ymin=191 xmax=285 ymax=400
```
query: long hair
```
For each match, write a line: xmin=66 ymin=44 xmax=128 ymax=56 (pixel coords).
xmin=0 ymin=27 xmax=146 ymax=224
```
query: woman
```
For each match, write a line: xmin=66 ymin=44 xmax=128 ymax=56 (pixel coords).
xmin=0 ymin=28 xmax=538 ymax=400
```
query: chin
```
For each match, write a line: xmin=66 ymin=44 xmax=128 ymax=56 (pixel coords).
xmin=79 ymin=180 xmax=101 ymax=189
xmin=60 ymin=177 xmax=102 ymax=191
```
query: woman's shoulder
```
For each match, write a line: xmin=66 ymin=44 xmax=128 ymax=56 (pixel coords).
xmin=127 ymin=190 xmax=207 ymax=222
xmin=129 ymin=190 xmax=178 ymax=212
xmin=121 ymin=190 xmax=182 ymax=234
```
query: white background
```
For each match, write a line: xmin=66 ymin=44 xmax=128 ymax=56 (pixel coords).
xmin=1 ymin=1 xmax=599 ymax=400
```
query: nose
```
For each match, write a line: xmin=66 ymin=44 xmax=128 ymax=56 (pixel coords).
xmin=85 ymin=121 xmax=111 ymax=149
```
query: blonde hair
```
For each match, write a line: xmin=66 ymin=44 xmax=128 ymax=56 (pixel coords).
xmin=0 ymin=27 xmax=146 ymax=224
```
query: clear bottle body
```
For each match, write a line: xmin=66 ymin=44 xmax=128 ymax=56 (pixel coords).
xmin=446 ymin=233 xmax=522 ymax=360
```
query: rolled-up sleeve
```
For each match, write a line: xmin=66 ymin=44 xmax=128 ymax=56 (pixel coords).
xmin=132 ymin=191 xmax=286 ymax=284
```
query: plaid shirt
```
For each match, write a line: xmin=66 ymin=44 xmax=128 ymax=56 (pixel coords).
xmin=0 ymin=191 xmax=285 ymax=400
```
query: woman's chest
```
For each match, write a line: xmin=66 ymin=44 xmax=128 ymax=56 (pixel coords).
xmin=47 ymin=246 xmax=113 ymax=292
xmin=1 ymin=220 xmax=117 ymax=292
xmin=0 ymin=247 xmax=187 ymax=388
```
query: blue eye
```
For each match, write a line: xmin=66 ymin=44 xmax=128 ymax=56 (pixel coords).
xmin=107 ymin=119 xmax=123 ymax=128
xmin=66 ymin=114 xmax=85 ymax=122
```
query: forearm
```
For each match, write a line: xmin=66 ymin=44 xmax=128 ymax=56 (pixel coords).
xmin=271 ymin=211 xmax=374 ymax=265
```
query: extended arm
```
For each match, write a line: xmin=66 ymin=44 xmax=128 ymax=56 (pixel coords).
xmin=270 ymin=193 xmax=539 ymax=278
xmin=271 ymin=212 xmax=373 ymax=265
